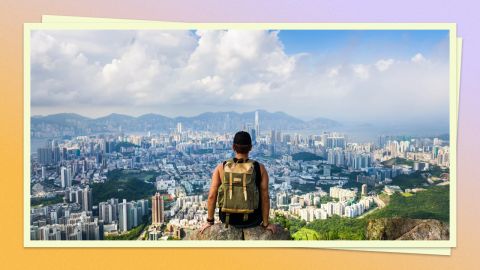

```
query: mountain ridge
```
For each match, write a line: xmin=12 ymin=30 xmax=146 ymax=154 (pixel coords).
xmin=31 ymin=110 xmax=341 ymax=137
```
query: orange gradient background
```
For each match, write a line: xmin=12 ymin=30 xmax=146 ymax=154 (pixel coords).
xmin=1 ymin=1 xmax=478 ymax=269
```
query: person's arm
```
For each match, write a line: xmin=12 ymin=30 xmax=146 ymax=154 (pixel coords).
xmin=200 ymin=164 xmax=222 ymax=233
xmin=207 ymin=164 xmax=222 ymax=220
xmin=259 ymin=164 xmax=277 ymax=233
xmin=259 ymin=164 xmax=270 ymax=226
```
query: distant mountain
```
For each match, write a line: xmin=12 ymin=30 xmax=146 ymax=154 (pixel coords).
xmin=96 ymin=113 xmax=136 ymax=123
xmin=30 ymin=110 xmax=340 ymax=138
xmin=307 ymin=117 xmax=341 ymax=130
xmin=31 ymin=113 xmax=91 ymax=125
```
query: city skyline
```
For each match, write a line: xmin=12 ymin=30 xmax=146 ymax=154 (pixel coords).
xmin=30 ymin=108 xmax=449 ymax=144
xmin=31 ymin=29 xmax=449 ymax=124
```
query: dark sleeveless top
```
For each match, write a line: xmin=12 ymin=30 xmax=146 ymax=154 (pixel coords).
xmin=218 ymin=158 xmax=263 ymax=228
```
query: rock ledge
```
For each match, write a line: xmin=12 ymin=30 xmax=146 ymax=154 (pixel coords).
xmin=366 ymin=218 xmax=449 ymax=240
xmin=187 ymin=223 xmax=291 ymax=240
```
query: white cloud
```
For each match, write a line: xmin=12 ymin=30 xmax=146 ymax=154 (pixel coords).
xmin=352 ymin=64 xmax=370 ymax=80
xmin=375 ymin=59 xmax=395 ymax=71
xmin=411 ymin=53 xmax=427 ymax=63
xmin=327 ymin=66 xmax=341 ymax=77
xmin=230 ymin=82 xmax=271 ymax=101
xmin=31 ymin=30 xmax=449 ymax=123
xmin=194 ymin=75 xmax=224 ymax=94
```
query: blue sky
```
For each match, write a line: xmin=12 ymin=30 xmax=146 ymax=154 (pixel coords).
xmin=278 ymin=30 xmax=449 ymax=62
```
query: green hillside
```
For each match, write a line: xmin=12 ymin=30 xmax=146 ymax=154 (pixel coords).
xmin=92 ymin=169 xmax=156 ymax=205
xmin=391 ymin=172 xmax=428 ymax=189
xmin=293 ymin=215 xmax=367 ymax=240
xmin=292 ymin=152 xmax=323 ymax=161
xmin=381 ymin=157 xmax=414 ymax=167
xmin=290 ymin=185 xmax=449 ymax=240
xmin=368 ymin=185 xmax=449 ymax=222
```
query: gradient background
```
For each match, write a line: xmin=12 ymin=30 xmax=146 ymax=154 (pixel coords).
xmin=0 ymin=1 xmax=478 ymax=269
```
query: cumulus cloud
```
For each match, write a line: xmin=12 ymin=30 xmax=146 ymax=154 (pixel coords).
xmin=375 ymin=59 xmax=395 ymax=71
xmin=231 ymin=82 xmax=271 ymax=101
xmin=327 ymin=66 xmax=341 ymax=77
xmin=30 ymin=30 xmax=449 ymax=123
xmin=411 ymin=53 xmax=427 ymax=63
xmin=352 ymin=64 xmax=370 ymax=80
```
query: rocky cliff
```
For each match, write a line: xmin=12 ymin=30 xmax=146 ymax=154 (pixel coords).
xmin=366 ymin=218 xmax=449 ymax=240
xmin=186 ymin=218 xmax=448 ymax=241
xmin=187 ymin=224 xmax=291 ymax=240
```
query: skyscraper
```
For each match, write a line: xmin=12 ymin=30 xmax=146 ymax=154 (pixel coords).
xmin=152 ymin=192 xmax=164 ymax=225
xmin=361 ymin=184 xmax=368 ymax=196
xmin=99 ymin=202 xmax=113 ymax=224
xmin=118 ymin=199 xmax=129 ymax=232
xmin=41 ymin=166 xmax=46 ymax=180
xmin=82 ymin=186 xmax=93 ymax=212
xmin=37 ymin=147 xmax=53 ymax=165
xmin=255 ymin=110 xmax=260 ymax=137
xmin=66 ymin=166 xmax=72 ymax=187
xmin=323 ymin=165 xmax=331 ymax=177
xmin=326 ymin=133 xmax=346 ymax=149
xmin=60 ymin=166 xmax=67 ymax=188
xmin=250 ymin=128 xmax=256 ymax=144
xmin=176 ymin=122 xmax=182 ymax=133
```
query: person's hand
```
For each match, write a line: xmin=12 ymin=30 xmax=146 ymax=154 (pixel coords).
xmin=200 ymin=222 xmax=213 ymax=234
xmin=263 ymin=223 xmax=277 ymax=234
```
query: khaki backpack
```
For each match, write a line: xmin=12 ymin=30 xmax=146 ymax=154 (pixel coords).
xmin=217 ymin=159 xmax=259 ymax=227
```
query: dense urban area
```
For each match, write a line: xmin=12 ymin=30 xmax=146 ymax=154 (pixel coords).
xmin=30 ymin=111 xmax=450 ymax=241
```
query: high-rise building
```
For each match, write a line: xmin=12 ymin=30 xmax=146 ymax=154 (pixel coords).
xmin=361 ymin=184 xmax=368 ymax=196
xmin=327 ymin=148 xmax=345 ymax=167
xmin=152 ymin=192 xmax=165 ymax=225
xmin=66 ymin=166 xmax=72 ymax=187
xmin=52 ymin=147 xmax=60 ymax=163
xmin=109 ymin=198 xmax=119 ymax=221
xmin=276 ymin=130 xmax=282 ymax=143
xmin=270 ymin=129 xmax=276 ymax=144
xmin=99 ymin=202 xmax=113 ymax=224
xmin=323 ymin=165 xmax=331 ymax=177
xmin=176 ymin=122 xmax=182 ymax=133
xmin=128 ymin=204 xmax=137 ymax=228
xmin=118 ymin=199 xmax=129 ymax=232
xmin=326 ymin=133 xmax=346 ymax=149
xmin=250 ymin=128 xmax=256 ymax=144
xmin=37 ymin=147 xmax=53 ymax=165
xmin=82 ymin=186 xmax=93 ymax=211
xmin=276 ymin=192 xmax=287 ymax=207
xmin=41 ymin=166 xmax=46 ymax=180
xmin=254 ymin=110 xmax=260 ymax=137
xmin=60 ymin=166 xmax=67 ymax=188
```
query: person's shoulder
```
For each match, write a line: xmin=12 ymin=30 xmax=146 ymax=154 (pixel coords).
xmin=251 ymin=160 xmax=266 ymax=171
xmin=249 ymin=159 xmax=261 ymax=166
xmin=259 ymin=163 xmax=266 ymax=171
xmin=215 ymin=162 xmax=225 ymax=171
xmin=252 ymin=160 xmax=261 ymax=165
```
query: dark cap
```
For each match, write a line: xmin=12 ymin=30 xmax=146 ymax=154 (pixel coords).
xmin=233 ymin=131 xmax=252 ymax=145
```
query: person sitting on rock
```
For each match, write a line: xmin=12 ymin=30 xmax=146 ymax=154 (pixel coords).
xmin=200 ymin=131 xmax=277 ymax=234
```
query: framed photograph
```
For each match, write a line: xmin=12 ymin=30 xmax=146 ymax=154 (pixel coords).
xmin=24 ymin=22 xmax=457 ymax=248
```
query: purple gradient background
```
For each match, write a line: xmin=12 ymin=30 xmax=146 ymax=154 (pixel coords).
xmin=0 ymin=0 xmax=478 ymax=268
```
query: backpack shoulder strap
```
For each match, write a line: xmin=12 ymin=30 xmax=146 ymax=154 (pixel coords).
xmin=224 ymin=159 xmax=235 ymax=168
xmin=252 ymin=161 xmax=262 ymax=188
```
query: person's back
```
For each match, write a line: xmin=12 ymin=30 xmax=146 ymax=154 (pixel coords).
xmin=217 ymin=157 xmax=262 ymax=228
xmin=200 ymin=131 xmax=277 ymax=233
